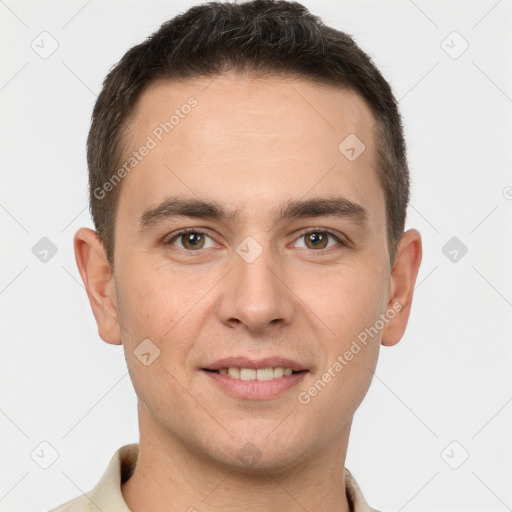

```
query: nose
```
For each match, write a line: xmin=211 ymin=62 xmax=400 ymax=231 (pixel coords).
xmin=216 ymin=243 xmax=295 ymax=333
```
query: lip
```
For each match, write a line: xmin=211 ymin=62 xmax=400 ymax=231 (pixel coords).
xmin=201 ymin=368 xmax=308 ymax=400
xmin=203 ymin=356 xmax=307 ymax=372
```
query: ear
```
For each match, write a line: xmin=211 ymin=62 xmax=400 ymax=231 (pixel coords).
xmin=74 ymin=227 xmax=122 ymax=345
xmin=381 ymin=229 xmax=422 ymax=347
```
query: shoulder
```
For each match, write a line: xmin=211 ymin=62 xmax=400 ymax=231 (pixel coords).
xmin=47 ymin=443 xmax=138 ymax=512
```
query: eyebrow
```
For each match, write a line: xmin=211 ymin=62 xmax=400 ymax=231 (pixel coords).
xmin=138 ymin=196 xmax=368 ymax=231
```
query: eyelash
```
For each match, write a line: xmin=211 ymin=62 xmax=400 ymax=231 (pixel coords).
xmin=164 ymin=228 xmax=348 ymax=252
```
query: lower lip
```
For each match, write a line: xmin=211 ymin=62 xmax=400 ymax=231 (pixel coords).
xmin=201 ymin=369 xmax=308 ymax=400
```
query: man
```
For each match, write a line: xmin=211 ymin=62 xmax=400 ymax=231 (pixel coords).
xmin=51 ymin=0 xmax=422 ymax=510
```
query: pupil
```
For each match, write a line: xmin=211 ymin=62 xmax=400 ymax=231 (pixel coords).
xmin=307 ymin=232 xmax=327 ymax=249
xmin=184 ymin=233 xmax=203 ymax=248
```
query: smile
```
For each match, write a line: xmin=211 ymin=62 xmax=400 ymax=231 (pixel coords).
xmin=207 ymin=367 xmax=299 ymax=381
xmin=201 ymin=368 xmax=308 ymax=400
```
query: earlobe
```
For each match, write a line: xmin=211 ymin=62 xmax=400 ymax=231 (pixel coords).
xmin=73 ymin=227 xmax=122 ymax=345
xmin=381 ymin=229 xmax=422 ymax=347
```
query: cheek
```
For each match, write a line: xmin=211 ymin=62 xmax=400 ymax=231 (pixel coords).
xmin=290 ymin=260 xmax=385 ymax=414
xmin=117 ymin=276 xmax=169 ymax=338
xmin=292 ymin=262 xmax=387 ymax=340
xmin=116 ymin=260 xmax=198 ymax=337
xmin=296 ymin=328 xmax=380 ymax=431
xmin=115 ymin=260 xmax=214 ymax=382
xmin=116 ymin=267 xmax=198 ymax=407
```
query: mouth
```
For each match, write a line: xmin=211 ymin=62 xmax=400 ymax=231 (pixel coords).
xmin=200 ymin=357 xmax=309 ymax=400
xmin=202 ymin=367 xmax=307 ymax=381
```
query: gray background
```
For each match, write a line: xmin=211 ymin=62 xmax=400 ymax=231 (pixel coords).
xmin=1 ymin=0 xmax=511 ymax=511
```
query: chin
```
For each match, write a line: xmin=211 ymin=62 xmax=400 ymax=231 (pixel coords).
xmin=201 ymin=432 xmax=314 ymax=475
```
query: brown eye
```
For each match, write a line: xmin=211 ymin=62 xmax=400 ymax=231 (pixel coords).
xmin=304 ymin=232 xmax=328 ymax=249
xmin=166 ymin=229 xmax=217 ymax=251
xmin=293 ymin=230 xmax=344 ymax=251
xmin=180 ymin=232 xmax=205 ymax=250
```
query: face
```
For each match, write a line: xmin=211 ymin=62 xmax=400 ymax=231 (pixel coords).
xmin=82 ymin=73 xmax=415 ymax=472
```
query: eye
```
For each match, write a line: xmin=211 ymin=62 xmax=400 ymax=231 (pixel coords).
xmin=167 ymin=229 xmax=217 ymax=250
xmin=292 ymin=230 xmax=344 ymax=250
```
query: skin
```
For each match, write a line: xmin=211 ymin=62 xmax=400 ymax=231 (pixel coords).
xmin=74 ymin=73 xmax=422 ymax=512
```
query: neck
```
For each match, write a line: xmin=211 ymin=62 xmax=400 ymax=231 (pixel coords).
xmin=122 ymin=405 xmax=353 ymax=512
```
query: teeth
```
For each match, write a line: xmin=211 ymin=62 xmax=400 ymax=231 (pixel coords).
xmin=216 ymin=367 xmax=297 ymax=380
xmin=227 ymin=367 xmax=240 ymax=379
xmin=256 ymin=368 xmax=274 ymax=381
xmin=240 ymin=368 xmax=256 ymax=381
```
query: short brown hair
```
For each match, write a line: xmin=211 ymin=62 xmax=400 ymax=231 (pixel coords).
xmin=88 ymin=0 xmax=409 ymax=267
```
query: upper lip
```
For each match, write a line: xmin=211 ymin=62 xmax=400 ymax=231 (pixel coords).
xmin=203 ymin=357 xmax=308 ymax=372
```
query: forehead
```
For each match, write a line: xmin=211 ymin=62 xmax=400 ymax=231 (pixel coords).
xmin=117 ymin=73 xmax=384 ymax=228
xmin=129 ymin=74 xmax=377 ymax=156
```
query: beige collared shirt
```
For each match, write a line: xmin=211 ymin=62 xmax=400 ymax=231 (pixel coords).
xmin=50 ymin=444 xmax=379 ymax=512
